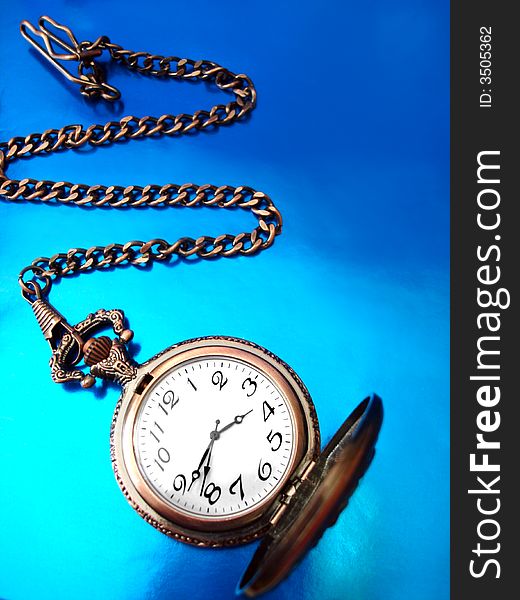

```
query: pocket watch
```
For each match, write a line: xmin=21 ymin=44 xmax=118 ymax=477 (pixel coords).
xmin=1 ymin=16 xmax=384 ymax=596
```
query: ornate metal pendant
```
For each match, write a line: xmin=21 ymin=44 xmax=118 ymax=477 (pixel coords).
xmin=30 ymin=296 xmax=382 ymax=596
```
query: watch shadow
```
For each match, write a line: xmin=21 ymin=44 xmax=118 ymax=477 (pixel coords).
xmin=144 ymin=541 xmax=254 ymax=600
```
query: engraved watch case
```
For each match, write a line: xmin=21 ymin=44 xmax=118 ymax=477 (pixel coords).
xmin=111 ymin=336 xmax=321 ymax=547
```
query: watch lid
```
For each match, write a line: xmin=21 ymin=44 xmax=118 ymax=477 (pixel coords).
xmin=237 ymin=393 xmax=383 ymax=598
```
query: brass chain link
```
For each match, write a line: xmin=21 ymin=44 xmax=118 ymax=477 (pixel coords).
xmin=0 ymin=24 xmax=282 ymax=302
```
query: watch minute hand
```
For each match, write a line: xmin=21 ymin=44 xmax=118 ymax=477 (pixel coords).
xmin=200 ymin=419 xmax=221 ymax=495
xmin=197 ymin=442 xmax=211 ymax=471
xmin=187 ymin=418 xmax=220 ymax=492
xmin=200 ymin=439 xmax=215 ymax=496
xmin=188 ymin=442 xmax=212 ymax=492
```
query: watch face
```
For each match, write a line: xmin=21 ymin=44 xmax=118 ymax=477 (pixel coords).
xmin=113 ymin=337 xmax=320 ymax=546
xmin=133 ymin=354 xmax=297 ymax=520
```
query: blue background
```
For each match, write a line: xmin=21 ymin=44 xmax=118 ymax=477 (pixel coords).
xmin=0 ymin=1 xmax=449 ymax=599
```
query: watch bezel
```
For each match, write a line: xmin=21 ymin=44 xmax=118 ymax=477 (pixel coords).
xmin=111 ymin=336 xmax=320 ymax=547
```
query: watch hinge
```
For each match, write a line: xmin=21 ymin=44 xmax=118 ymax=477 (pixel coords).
xmin=270 ymin=460 xmax=316 ymax=527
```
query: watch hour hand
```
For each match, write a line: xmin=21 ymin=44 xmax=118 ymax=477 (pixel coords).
xmin=234 ymin=409 xmax=253 ymax=424
xmin=218 ymin=409 xmax=254 ymax=435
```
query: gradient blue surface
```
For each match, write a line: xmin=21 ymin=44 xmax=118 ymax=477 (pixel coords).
xmin=0 ymin=1 xmax=449 ymax=599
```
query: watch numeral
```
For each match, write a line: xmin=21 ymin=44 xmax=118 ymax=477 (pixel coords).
xmin=229 ymin=474 xmax=245 ymax=501
xmin=154 ymin=447 xmax=171 ymax=471
xmin=204 ymin=482 xmax=222 ymax=505
xmin=258 ymin=459 xmax=272 ymax=481
xmin=159 ymin=390 xmax=179 ymax=415
xmin=173 ymin=474 xmax=186 ymax=495
xmin=266 ymin=430 xmax=282 ymax=451
xmin=262 ymin=400 xmax=275 ymax=422
xmin=212 ymin=370 xmax=228 ymax=391
xmin=150 ymin=421 xmax=164 ymax=443
xmin=242 ymin=378 xmax=257 ymax=397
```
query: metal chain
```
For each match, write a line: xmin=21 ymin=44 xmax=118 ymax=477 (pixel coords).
xmin=0 ymin=24 xmax=282 ymax=302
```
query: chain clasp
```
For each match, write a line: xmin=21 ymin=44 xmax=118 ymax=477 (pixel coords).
xmin=20 ymin=15 xmax=120 ymax=101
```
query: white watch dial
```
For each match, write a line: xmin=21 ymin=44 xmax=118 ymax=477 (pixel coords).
xmin=134 ymin=355 xmax=296 ymax=518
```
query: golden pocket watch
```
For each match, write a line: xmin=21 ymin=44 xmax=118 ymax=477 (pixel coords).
xmin=1 ymin=16 xmax=383 ymax=596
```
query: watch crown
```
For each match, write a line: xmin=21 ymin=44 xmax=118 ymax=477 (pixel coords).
xmin=83 ymin=335 xmax=112 ymax=366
